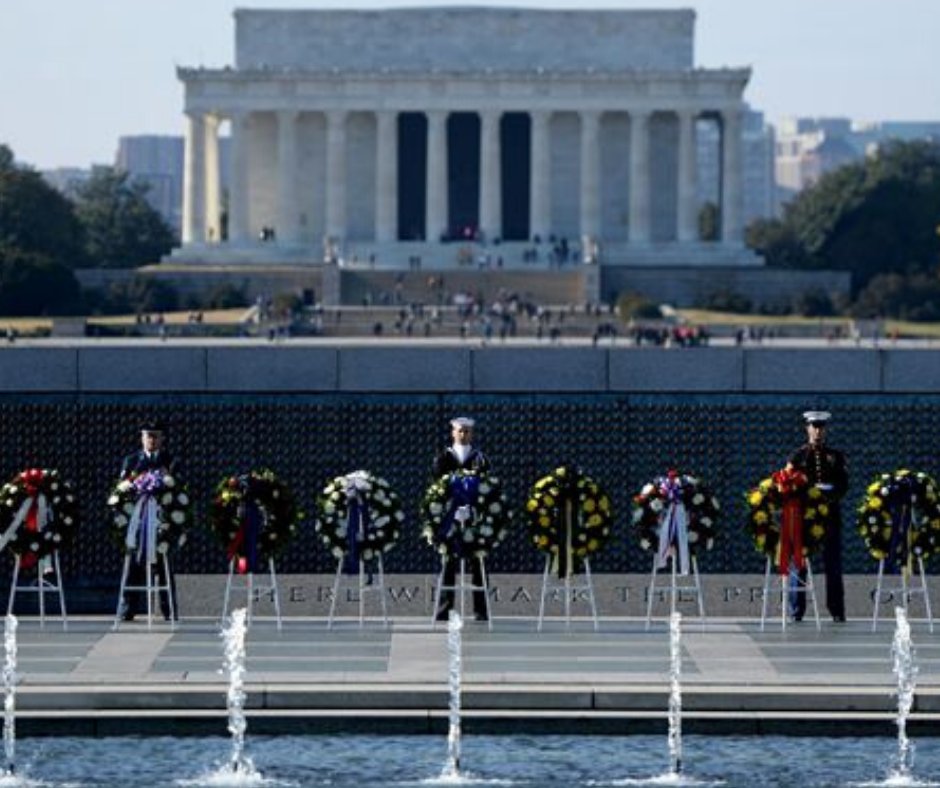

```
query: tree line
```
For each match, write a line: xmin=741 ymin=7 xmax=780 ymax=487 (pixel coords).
xmin=3 ymin=139 xmax=940 ymax=319
xmin=0 ymin=143 xmax=176 ymax=316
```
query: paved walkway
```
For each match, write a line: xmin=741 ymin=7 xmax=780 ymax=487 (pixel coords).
xmin=8 ymin=614 xmax=939 ymax=734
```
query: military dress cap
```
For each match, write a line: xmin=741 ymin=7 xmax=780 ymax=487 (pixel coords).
xmin=802 ymin=410 xmax=832 ymax=425
xmin=450 ymin=416 xmax=475 ymax=429
xmin=139 ymin=420 xmax=166 ymax=434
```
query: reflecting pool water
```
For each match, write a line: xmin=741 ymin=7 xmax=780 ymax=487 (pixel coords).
xmin=3 ymin=734 xmax=940 ymax=788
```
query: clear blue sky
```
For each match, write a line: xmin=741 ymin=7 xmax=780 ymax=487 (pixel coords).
xmin=2 ymin=0 xmax=938 ymax=170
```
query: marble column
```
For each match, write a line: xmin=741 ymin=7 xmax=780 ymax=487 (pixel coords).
xmin=676 ymin=109 xmax=699 ymax=243
xmin=204 ymin=114 xmax=222 ymax=244
xmin=276 ymin=110 xmax=300 ymax=245
xmin=628 ymin=110 xmax=651 ymax=243
xmin=529 ymin=111 xmax=551 ymax=242
xmin=721 ymin=108 xmax=744 ymax=243
xmin=479 ymin=110 xmax=502 ymax=241
xmin=182 ymin=111 xmax=206 ymax=244
xmin=375 ymin=110 xmax=399 ymax=242
xmin=579 ymin=110 xmax=601 ymax=241
xmin=425 ymin=111 xmax=448 ymax=242
xmin=325 ymin=110 xmax=348 ymax=242
xmin=228 ymin=111 xmax=251 ymax=244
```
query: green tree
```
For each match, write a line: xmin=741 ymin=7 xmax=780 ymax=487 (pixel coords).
xmin=0 ymin=143 xmax=87 ymax=267
xmin=0 ymin=247 xmax=81 ymax=315
xmin=750 ymin=140 xmax=940 ymax=294
xmin=72 ymin=167 xmax=176 ymax=268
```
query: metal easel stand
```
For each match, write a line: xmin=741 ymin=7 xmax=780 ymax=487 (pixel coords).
xmin=871 ymin=557 xmax=934 ymax=634
xmin=431 ymin=555 xmax=492 ymax=632
xmin=222 ymin=556 xmax=282 ymax=631
xmin=759 ymin=556 xmax=820 ymax=632
xmin=644 ymin=552 xmax=706 ymax=632
xmin=113 ymin=552 xmax=175 ymax=632
xmin=328 ymin=554 xmax=388 ymax=629
xmin=536 ymin=555 xmax=598 ymax=632
xmin=7 ymin=551 xmax=68 ymax=630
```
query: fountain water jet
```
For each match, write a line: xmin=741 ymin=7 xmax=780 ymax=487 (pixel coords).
xmin=667 ymin=611 xmax=683 ymax=777
xmin=2 ymin=614 xmax=16 ymax=777
xmin=442 ymin=610 xmax=463 ymax=779
xmin=890 ymin=606 xmax=917 ymax=782
xmin=221 ymin=608 xmax=254 ymax=776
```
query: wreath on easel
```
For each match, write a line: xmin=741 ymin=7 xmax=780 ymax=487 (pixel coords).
xmin=525 ymin=465 xmax=613 ymax=577
xmin=209 ymin=469 xmax=303 ymax=573
xmin=315 ymin=470 xmax=405 ymax=563
xmin=420 ymin=470 xmax=512 ymax=559
xmin=631 ymin=471 xmax=720 ymax=566
xmin=107 ymin=469 xmax=192 ymax=559
xmin=857 ymin=469 xmax=940 ymax=570
xmin=0 ymin=468 xmax=80 ymax=567
xmin=745 ymin=466 xmax=833 ymax=572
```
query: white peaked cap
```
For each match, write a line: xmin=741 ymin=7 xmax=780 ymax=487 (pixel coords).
xmin=802 ymin=410 xmax=832 ymax=423
xmin=450 ymin=416 xmax=475 ymax=429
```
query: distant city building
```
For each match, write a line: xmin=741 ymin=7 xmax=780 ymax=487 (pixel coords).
xmin=774 ymin=117 xmax=940 ymax=206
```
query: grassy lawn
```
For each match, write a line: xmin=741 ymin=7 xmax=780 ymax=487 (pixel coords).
xmin=87 ymin=307 xmax=254 ymax=327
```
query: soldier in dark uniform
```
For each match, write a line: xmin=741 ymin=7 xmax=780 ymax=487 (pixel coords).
xmin=119 ymin=422 xmax=179 ymax=621
xmin=432 ymin=416 xmax=490 ymax=621
xmin=789 ymin=410 xmax=848 ymax=622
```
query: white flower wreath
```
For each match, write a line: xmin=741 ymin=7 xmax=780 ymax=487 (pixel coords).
xmin=315 ymin=470 xmax=405 ymax=562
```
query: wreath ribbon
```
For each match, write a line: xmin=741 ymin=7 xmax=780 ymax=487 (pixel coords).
xmin=657 ymin=501 xmax=690 ymax=575
xmin=656 ymin=475 xmax=691 ymax=575
xmin=886 ymin=496 xmax=914 ymax=576
xmin=228 ymin=500 xmax=263 ymax=574
xmin=776 ymin=496 xmax=805 ymax=576
xmin=343 ymin=491 xmax=368 ymax=574
xmin=126 ymin=494 xmax=159 ymax=566
xmin=0 ymin=493 xmax=51 ymax=570
xmin=438 ymin=474 xmax=480 ymax=558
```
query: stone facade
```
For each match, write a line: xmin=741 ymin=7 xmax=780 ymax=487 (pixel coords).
xmin=174 ymin=7 xmax=755 ymax=270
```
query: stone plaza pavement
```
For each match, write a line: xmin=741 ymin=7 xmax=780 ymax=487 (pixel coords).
xmin=9 ymin=613 xmax=940 ymax=736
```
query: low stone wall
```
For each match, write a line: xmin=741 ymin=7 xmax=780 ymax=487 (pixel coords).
xmin=1 ymin=344 xmax=937 ymax=393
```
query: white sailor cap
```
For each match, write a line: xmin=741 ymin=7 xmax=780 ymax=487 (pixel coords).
xmin=802 ymin=410 xmax=832 ymax=425
xmin=450 ymin=416 xmax=475 ymax=429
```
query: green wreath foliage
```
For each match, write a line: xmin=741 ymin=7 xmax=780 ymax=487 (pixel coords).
xmin=420 ymin=470 xmax=512 ymax=558
xmin=315 ymin=471 xmax=405 ymax=561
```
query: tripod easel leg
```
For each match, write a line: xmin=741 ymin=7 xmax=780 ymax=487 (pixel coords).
xmin=645 ymin=556 xmax=658 ymax=632
xmin=378 ymin=554 xmax=389 ymax=628
xmin=806 ymin=560 xmax=821 ymax=631
xmin=114 ymin=554 xmax=132 ymax=630
xmin=692 ymin=555 xmax=706 ymax=631
xmin=269 ymin=559 xmax=282 ymax=631
xmin=478 ymin=556 xmax=492 ymax=632
xmin=760 ymin=557 xmax=771 ymax=632
xmin=6 ymin=555 xmax=20 ymax=619
xmin=163 ymin=554 xmax=176 ymax=630
xmin=583 ymin=558 xmax=598 ymax=632
xmin=537 ymin=555 xmax=550 ymax=632
xmin=430 ymin=560 xmax=446 ymax=627
xmin=328 ymin=560 xmax=343 ymax=630
xmin=919 ymin=557 xmax=933 ymax=634
xmin=54 ymin=551 xmax=68 ymax=631
xmin=872 ymin=559 xmax=885 ymax=632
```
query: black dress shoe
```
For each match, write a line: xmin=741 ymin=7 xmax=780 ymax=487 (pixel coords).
xmin=833 ymin=615 xmax=846 ymax=623
xmin=435 ymin=609 xmax=450 ymax=622
xmin=474 ymin=612 xmax=489 ymax=622
xmin=122 ymin=612 xmax=135 ymax=622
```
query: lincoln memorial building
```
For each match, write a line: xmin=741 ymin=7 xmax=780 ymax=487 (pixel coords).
xmin=164 ymin=4 xmax=857 ymax=308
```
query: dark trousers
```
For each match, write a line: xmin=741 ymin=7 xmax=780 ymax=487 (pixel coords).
xmin=791 ymin=525 xmax=844 ymax=620
xmin=437 ymin=555 xmax=487 ymax=618
xmin=122 ymin=555 xmax=178 ymax=620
